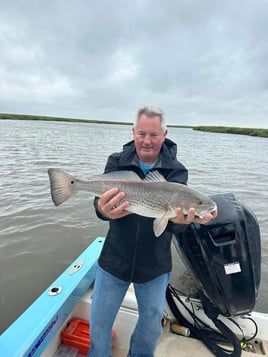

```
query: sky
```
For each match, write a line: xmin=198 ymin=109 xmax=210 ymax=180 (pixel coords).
xmin=1 ymin=0 xmax=268 ymax=128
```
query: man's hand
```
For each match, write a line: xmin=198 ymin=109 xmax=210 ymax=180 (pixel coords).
xmin=170 ymin=207 xmax=217 ymax=225
xmin=98 ymin=188 xmax=130 ymax=219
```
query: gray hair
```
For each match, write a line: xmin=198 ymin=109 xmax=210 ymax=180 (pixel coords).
xmin=135 ymin=106 xmax=167 ymax=131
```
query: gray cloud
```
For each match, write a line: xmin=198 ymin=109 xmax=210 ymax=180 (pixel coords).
xmin=1 ymin=0 xmax=268 ymax=127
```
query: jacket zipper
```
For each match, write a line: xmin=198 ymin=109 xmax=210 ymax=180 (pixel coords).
xmin=129 ymin=216 xmax=141 ymax=281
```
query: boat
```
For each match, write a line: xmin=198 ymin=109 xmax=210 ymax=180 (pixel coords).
xmin=1 ymin=193 xmax=268 ymax=356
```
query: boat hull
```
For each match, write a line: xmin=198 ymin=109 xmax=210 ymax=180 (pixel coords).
xmin=0 ymin=237 xmax=105 ymax=357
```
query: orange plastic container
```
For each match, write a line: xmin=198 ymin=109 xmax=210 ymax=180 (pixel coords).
xmin=61 ymin=318 xmax=115 ymax=356
xmin=62 ymin=318 xmax=90 ymax=355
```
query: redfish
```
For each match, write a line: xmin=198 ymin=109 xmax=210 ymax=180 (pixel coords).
xmin=48 ymin=168 xmax=216 ymax=237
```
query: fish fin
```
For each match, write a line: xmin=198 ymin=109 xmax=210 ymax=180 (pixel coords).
xmin=144 ymin=170 xmax=167 ymax=182
xmin=48 ymin=168 xmax=76 ymax=206
xmin=91 ymin=170 xmax=141 ymax=181
xmin=153 ymin=214 xmax=170 ymax=237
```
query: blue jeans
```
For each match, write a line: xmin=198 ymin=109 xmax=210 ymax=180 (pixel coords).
xmin=88 ymin=265 xmax=170 ymax=357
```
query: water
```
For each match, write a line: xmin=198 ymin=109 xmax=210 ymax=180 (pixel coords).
xmin=0 ymin=119 xmax=267 ymax=333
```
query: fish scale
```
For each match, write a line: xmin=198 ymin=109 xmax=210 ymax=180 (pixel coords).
xmin=83 ymin=180 xmax=170 ymax=217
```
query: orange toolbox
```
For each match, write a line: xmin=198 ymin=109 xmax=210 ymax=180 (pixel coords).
xmin=61 ymin=318 xmax=115 ymax=355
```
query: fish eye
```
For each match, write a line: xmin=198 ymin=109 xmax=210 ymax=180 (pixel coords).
xmin=70 ymin=180 xmax=74 ymax=185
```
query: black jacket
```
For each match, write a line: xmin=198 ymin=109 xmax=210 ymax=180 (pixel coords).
xmin=94 ymin=138 xmax=188 ymax=283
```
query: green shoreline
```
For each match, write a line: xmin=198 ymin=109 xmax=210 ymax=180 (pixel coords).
xmin=1 ymin=113 xmax=267 ymax=138
xmin=0 ymin=113 xmax=132 ymax=126
xmin=193 ymin=126 xmax=268 ymax=138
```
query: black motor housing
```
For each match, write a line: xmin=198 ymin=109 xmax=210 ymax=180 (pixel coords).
xmin=174 ymin=192 xmax=261 ymax=317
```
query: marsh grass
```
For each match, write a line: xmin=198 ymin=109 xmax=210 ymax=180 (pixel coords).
xmin=1 ymin=113 xmax=267 ymax=138
xmin=0 ymin=113 xmax=132 ymax=126
xmin=194 ymin=125 xmax=268 ymax=138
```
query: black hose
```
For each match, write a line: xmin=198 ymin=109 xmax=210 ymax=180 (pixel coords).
xmin=166 ymin=286 xmax=242 ymax=357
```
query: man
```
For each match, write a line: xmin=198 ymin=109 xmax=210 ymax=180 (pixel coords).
xmin=89 ymin=106 xmax=217 ymax=356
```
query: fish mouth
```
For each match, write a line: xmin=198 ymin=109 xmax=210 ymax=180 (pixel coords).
xmin=196 ymin=205 xmax=217 ymax=219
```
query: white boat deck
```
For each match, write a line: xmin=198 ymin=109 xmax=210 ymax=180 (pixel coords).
xmin=112 ymin=324 xmax=216 ymax=357
xmin=111 ymin=324 xmax=267 ymax=357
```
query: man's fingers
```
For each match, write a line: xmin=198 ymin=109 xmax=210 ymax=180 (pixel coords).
xmin=100 ymin=187 xmax=119 ymax=204
xmin=185 ymin=207 xmax=195 ymax=223
xmin=170 ymin=207 xmax=216 ymax=225
xmin=98 ymin=188 xmax=129 ymax=219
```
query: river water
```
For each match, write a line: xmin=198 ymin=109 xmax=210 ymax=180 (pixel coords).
xmin=0 ymin=119 xmax=267 ymax=334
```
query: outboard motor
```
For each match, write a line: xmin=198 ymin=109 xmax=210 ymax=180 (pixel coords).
xmin=174 ymin=192 xmax=261 ymax=317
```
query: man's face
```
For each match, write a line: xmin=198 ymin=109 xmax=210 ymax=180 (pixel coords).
xmin=133 ymin=114 xmax=167 ymax=165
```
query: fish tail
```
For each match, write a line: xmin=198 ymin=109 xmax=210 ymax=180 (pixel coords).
xmin=48 ymin=168 xmax=76 ymax=206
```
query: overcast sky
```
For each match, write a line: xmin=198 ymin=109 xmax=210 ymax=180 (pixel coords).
xmin=1 ymin=0 xmax=268 ymax=128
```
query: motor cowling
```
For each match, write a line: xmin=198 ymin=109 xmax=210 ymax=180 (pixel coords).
xmin=174 ymin=192 xmax=261 ymax=317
